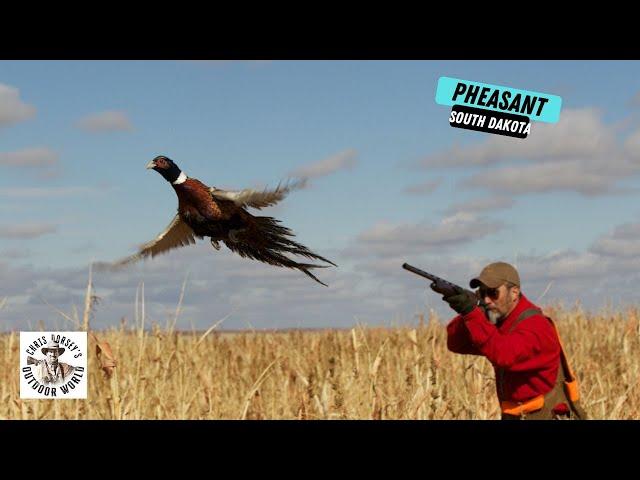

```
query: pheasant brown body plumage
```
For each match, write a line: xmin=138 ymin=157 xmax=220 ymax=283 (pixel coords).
xmin=106 ymin=156 xmax=336 ymax=286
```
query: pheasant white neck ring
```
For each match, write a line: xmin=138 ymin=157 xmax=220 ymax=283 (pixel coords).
xmin=173 ymin=172 xmax=187 ymax=185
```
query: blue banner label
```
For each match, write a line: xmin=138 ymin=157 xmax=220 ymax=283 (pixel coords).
xmin=435 ymin=76 xmax=562 ymax=123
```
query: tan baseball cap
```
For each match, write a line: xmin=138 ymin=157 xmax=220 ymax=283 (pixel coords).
xmin=470 ymin=262 xmax=520 ymax=289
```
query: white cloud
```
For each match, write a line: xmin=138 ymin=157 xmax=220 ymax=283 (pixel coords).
xmin=0 ymin=84 xmax=36 ymax=127
xmin=4 ymin=217 xmax=640 ymax=331
xmin=353 ymin=244 xmax=640 ymax=318
xmin=590 ymin=223 xmax=640 ymax=258
xmin=76 ymin=111 xmax=134 ymax=133
xmin=289 ymin=149 xmax=357 ymax=179
xmin=417 ymin=108 xmax=640 ymax=196
xmin=497 ymin=249 xmax=640 ymax=308
xmin=404 ymin=179 xmax=442 ymax=195
xmin=419 ymin=108 xmax=617 ymax=168
xmin=0 ymin=248 xmax=31 ymax=259
xmin=465 ymin=161 xmax=623 ymax=196
xmin=351 ymin=213 xmax=504 ymax=258
xmin=444 ymin=195 xmax=515 ymax=215
xmin=0 ymin=148 xmax=58 ymax=168
xmin=501 ymin=221 xmax=640 ymax=301
xmin=624 ymin=126 xmax=640 ymax=159
xmin=517 ymin=250 xmax=609 ymax=282
xmin=0 ymin=224 xmax=57 ymax=239
xmin=0 ymin=243 xmax=359 ymax=331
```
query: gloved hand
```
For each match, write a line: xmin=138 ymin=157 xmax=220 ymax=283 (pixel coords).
xmin=442 ymin=289 xmax=478 ymax=315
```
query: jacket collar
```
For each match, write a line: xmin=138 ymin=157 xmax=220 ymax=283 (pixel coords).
xmin=497 ymin=294 xmax=539 ymax=332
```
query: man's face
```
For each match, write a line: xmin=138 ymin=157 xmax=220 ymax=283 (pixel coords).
xmin=46 ymin=349 xmax=60 ymax=365
xmin=477 ymin=283 xmax=520 ymax=323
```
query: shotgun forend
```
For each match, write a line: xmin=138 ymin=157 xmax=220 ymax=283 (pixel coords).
xmin=402 ymin=263 xmax=465 ymax=298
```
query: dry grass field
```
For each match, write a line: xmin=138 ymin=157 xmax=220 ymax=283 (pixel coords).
xmin=2 ymin=299 xmax=640 ymax=420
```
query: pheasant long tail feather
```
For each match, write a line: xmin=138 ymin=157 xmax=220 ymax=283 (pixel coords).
xmin=223 ymin=216 xmax=336 ymax=286
xmin=253 ymin=216 xmax=337 ymax=266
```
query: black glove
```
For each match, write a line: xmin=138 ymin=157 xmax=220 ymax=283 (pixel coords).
xmin=442 ymin=289 xmax=477 ymax=315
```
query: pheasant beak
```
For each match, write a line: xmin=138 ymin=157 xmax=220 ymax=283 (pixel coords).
xmin=145 ymin=160 xmax=157 ymax=170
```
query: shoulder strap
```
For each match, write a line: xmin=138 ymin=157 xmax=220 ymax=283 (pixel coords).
xmin=546 ymin=317 xmax=587 ymax=419
xmin=500 ymin=308 xmax=586 ymax=418
xmin=513 ymin=312 xmax=576 ymax=383
xmin=498 ymin=308 xmax=543 ymax=399
xmin=545 ymin=318 xmax=576 ymax=382
xmin=507 ymin=308 xmax=541 ymax=334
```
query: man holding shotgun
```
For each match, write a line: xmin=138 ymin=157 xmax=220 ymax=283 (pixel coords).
xmin=403 ymin=262 xmax=586 ymax=420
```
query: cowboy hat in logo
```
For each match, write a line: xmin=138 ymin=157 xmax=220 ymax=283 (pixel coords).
xmin=20 ymin=332 xmax=88 ymax=399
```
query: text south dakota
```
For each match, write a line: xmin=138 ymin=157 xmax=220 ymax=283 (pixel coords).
xmin=449 ymin=110 xmax=531 ymax=134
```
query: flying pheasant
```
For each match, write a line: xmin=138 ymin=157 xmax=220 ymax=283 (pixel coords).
xmin=106 ymin=155 xmax=336 ymax=286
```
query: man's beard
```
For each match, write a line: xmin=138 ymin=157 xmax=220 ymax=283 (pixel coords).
xmin=486 ymin=298 xmax=514 ymax=325
xmin=487 ymin=310 xmax=501 ymax=325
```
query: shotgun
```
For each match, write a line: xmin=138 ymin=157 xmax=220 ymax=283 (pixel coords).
xmin=402 ymin=263 xmax=467 ymax=297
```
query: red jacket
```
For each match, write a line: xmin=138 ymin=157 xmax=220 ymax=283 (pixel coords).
xmin=446 ymin=294 xmax=561 ymax=403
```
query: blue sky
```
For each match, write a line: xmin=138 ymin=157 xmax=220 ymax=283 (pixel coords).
xmin=2 ymin=60 xmax=640 ymax=331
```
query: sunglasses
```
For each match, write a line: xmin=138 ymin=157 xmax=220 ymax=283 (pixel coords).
xmin=478 ymin=287 xmax=501 ymax=300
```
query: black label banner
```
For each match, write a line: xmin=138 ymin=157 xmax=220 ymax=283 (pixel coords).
xmin=449 ymin=104 xmax=530 ymax=139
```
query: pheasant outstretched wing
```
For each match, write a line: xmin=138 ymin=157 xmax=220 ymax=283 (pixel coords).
xmin=101 ymin=215 xmax=198 ymax=268
xmin=209 ymin=178 xmax=307 ymax=210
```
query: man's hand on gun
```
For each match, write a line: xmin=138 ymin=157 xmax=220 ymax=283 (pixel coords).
xmin=402 ymin=263 xmax=483 ymax=316
xmin=431 ymin=284 xmax=477 ymax=315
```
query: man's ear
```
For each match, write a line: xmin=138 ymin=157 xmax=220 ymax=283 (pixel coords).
xmin=510 ymin=286 xmax=521 ymax=300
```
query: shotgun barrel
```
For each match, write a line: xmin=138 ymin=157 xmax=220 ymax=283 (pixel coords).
xmin=402 ymin=263 xmax=464 ymax=297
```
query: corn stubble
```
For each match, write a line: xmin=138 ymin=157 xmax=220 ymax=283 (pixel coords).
xmin=2 ymin=303 xmax=640 ymax=419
